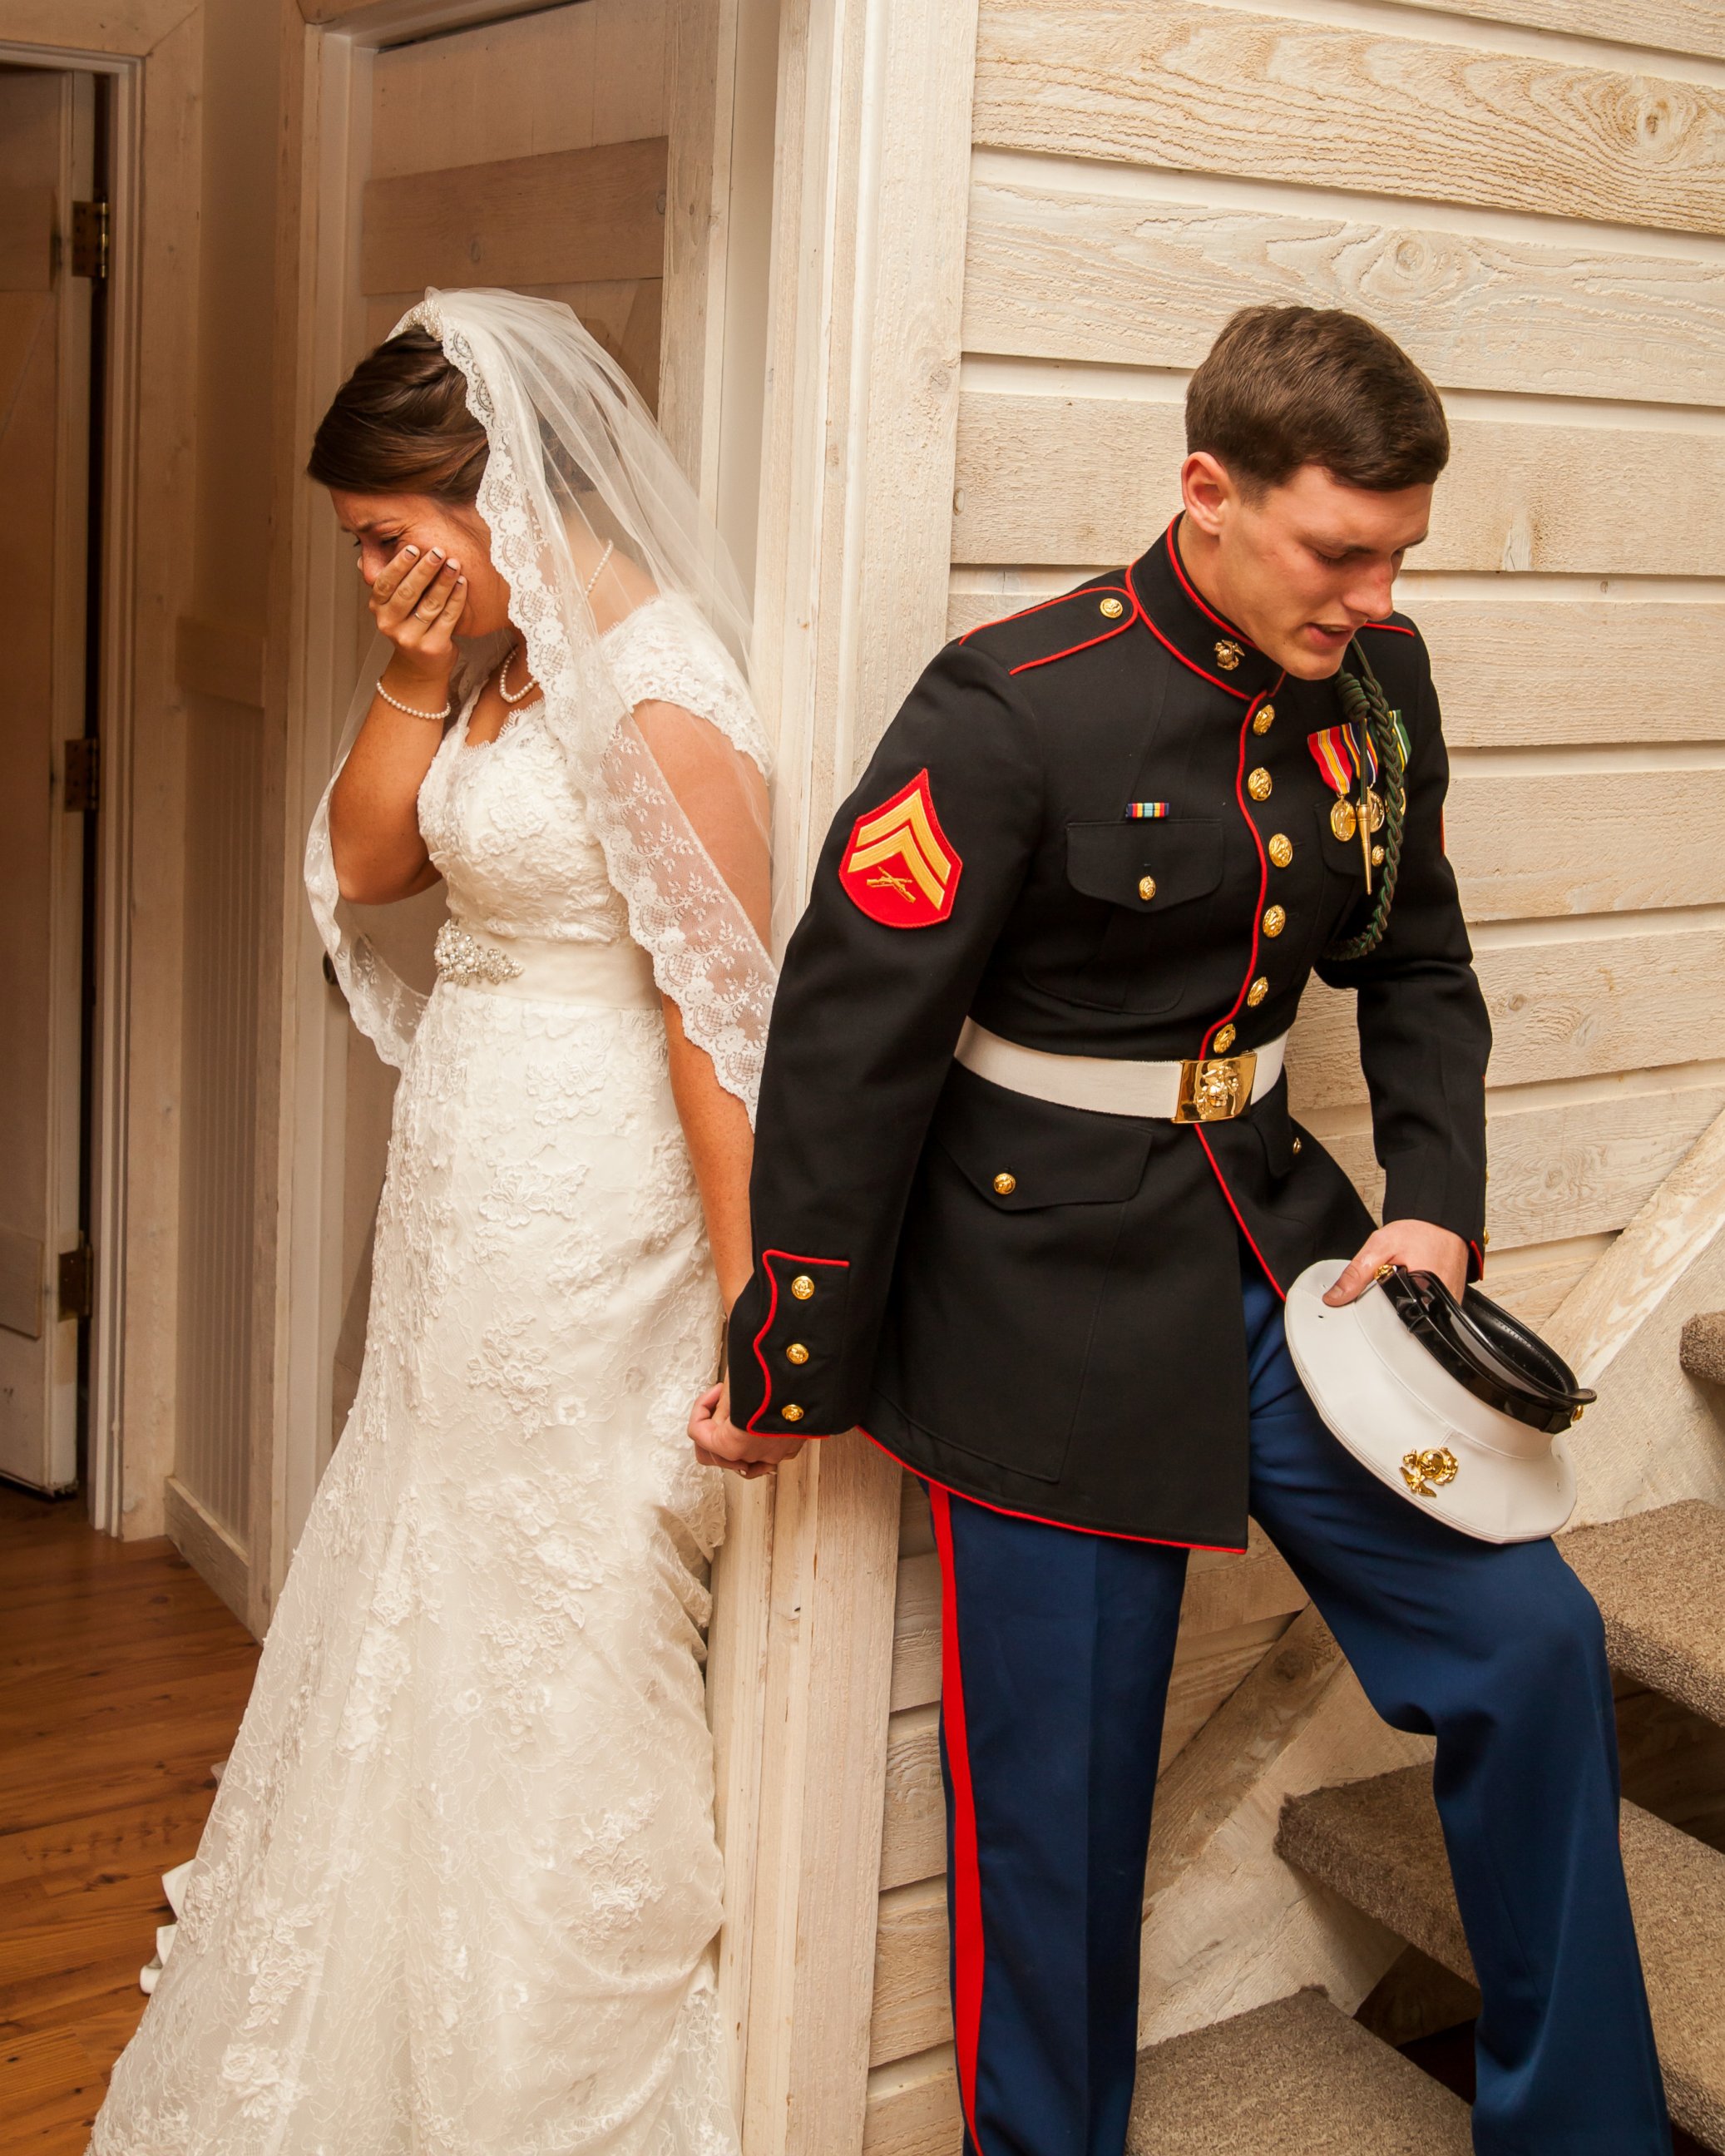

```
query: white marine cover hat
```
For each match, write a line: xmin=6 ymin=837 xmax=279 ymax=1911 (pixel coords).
xmin=1283 ymin=1259 xmax=1593 ymax=1545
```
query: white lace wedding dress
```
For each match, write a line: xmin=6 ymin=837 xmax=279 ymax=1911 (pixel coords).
xmin=92 ymin=604 xmax=748 ymax=2156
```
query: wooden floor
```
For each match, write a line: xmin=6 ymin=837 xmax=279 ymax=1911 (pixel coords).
xmin=0 ymin=1482 xmax=259 ymax=2153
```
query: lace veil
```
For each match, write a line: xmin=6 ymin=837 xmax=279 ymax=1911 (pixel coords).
xmin=304 ymin=287 xmax=774 ymax=1114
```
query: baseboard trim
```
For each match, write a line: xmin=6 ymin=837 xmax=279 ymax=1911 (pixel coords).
xmin=164 ymin=1475 xmax=255 ymax=1636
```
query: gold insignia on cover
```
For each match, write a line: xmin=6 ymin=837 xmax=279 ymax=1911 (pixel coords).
xmin=1247 ymin=977 xmax=1268 ymax=1007
xmin=1213 ymin=1024 xmax=1237 ymax=1054
xmin=1268 ymin=833 xmax=1293 ymax=868
xmin=1099 ymin=596 xmax=1125 ymax=619
xmin=1247 ymin=767 xmax=1273 ymax=801
xmin=1401 ymin=1446 xmax=1461 ymax=1499
xmin=1253 ymin=703 xmax=1276 ymax=734
xmin=791 ymin=1274 xmax=815 ymax=1300
xmin=1330 ymin=798 xmax=1357 ymax=843
xmin=1215 ymin=639 xmax=1244 ymax=671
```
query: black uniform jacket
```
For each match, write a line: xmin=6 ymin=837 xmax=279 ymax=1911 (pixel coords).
xmin=727 ymin=523 xmax=1491 ymax=1550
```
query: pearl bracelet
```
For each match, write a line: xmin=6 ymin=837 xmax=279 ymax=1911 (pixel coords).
xmin=376 ymin=680 xmax=452 ymax=721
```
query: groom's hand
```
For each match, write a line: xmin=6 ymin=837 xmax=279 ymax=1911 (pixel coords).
xmin=689 ymin=1382 xmax=808 ymax=1479
xmin=1324 ymin=1219 xmax=1469 ymax=1306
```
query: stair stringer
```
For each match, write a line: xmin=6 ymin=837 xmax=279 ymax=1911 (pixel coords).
xmin=1136 ymin=1103 xmax=1725 ymax=2050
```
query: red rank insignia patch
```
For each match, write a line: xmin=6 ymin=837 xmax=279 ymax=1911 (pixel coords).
xmin=838 ymin=769 xmax=961 ymax=927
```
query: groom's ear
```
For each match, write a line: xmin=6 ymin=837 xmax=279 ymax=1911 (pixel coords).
xmin=1178 ymin=450 xmax=1237 ymax=539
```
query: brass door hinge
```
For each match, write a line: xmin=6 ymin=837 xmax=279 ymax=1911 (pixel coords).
xmin=64 ymin=738 xmax=99 ymax=813
xmin=71 ymin=200 xmax=109 ymax=281
xmin=57 ymin=1240 xmax=93 ymax=1323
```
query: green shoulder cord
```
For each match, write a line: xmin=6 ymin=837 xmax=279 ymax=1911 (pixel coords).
xmin=1323 ymin=639 xmax=1408 ymax=964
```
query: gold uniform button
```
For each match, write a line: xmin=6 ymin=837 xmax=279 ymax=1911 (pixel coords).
xmin=1267 ymin=833 xmax=1293 ymax=868
xmin=1246 ymin=976 xmax=1268 ymax=1007
xmin=1253 ymin=702 xmax=1275 ymax=734
xmin=786 ymin=1343 xmax=809 ymax=1365
xmin=790 ymin=1273 xmax=815 ymax=1301
xmin=992 ymin=1172 xmax=1017 ymax=1196
xmin=1262 ymin=904 xmax=1287 ymax=937
xmin=1372 ymin=843 xmax=1386 ymax=867
xmin=1247 ymin=767 xmax=1273 ymax=802
xmin=1292 ymin=1135 xmax=1302 ymax=1155
xmin=1099 ymin=595 xmax=1124 ymax=620
xmin=780 ymin=1403 xmax=805 ymax=1422
xmin=1138 ymin=874 xmax=1157 ymax=902
xmin=1215 ymin=638 xmax=1244 ymax=671
xmin=1213 ymin=1024 xmax=1237 ymax=1054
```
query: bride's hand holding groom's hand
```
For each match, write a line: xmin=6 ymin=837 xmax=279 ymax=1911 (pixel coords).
xmin=688 ymin=1382 xmax=808 ymax=1480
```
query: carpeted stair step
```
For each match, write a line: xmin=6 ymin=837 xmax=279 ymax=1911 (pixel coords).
xmin=1126 ymin=1989 xmax=1471 ymax=2154
xmin=1563 ymin=1501 xmax=1725 ymax=1727
xmin=1277 ymin=1765 xmax=1725 ymax=2150
xmin=1680 ymin=1312 xmax=1725 ymax=1388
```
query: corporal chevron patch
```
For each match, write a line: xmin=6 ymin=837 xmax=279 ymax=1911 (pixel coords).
xmin=839 ymin=769 xmax=962 ymax=927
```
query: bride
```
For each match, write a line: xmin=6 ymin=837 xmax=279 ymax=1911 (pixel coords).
xmin=91 ymin=289 xmax=789 ymax=2154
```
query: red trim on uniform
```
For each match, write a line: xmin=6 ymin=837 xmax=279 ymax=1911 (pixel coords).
xmin=929 ymin=1486 xmax=987 ymax=2153
xmin=745 ymin=1251 xmax=850 ymax=1435
xmin=1164 ymin=517 xmax=1260 ymax=650
xmin=1359 ymin=617 xmax=1416 ymax=638
xmin=1007 ymin=597 xmax=1140 ymax=676
xmin=1469 ymin=1237 xmax=1485 ymax=1279
xmin=1193 ymin=1126 xmax=1286 ymax=1301
xmin=860 ymin=1428 xmax=1245 ymax=1555
xmin=1137 ymin=609 xmax=1251 ymax=701
xmin=958 ymin=583 xmax=1132 ymax=648
xmin=1200 ymin=681 xmax=1285 ymax=1059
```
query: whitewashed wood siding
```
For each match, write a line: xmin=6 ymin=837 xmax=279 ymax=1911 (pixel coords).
xmin=864 ymin=0 xmax=1725 ymax=2144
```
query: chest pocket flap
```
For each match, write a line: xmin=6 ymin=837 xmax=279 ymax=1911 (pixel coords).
xmin=1066 ymin=819 xmax=1223 ymax=914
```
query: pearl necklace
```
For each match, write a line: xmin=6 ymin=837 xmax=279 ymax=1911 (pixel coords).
xmin=497 ymin=541 xmax=615 ymax=705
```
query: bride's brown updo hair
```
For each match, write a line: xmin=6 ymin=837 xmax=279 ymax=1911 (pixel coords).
xmin=308 ymin=328 xmax=489 ymax=502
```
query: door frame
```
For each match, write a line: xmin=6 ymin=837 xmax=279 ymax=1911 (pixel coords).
xmin=0 ymin=4 xmax=203 ymax=1541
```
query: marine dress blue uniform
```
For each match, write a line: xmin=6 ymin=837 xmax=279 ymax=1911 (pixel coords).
xmin=726 ymin=522 xmax=1668 ymax=2154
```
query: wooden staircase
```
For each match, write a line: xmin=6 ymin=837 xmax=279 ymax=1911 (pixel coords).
xmin=1263 ymin=1497 xmax=1725 ymax=2152
xmin=1126 ymin=1990 xmax=1470 ymax=2154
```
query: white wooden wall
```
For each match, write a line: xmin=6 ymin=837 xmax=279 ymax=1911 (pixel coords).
xmin=856 ymin=0 xmax=1725 ymax=2145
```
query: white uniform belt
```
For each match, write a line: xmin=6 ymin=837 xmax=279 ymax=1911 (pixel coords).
xmin=434 ymin=921 xmax=660 ymax=1009
xmin=956 ymin=1019 xmax=1288 ymax=1122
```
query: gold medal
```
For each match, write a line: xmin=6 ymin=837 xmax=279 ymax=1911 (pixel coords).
xmin=1330 ymin=797 xmax=1357 ymax=843
xmin=1365 ymin=789 xmax=1386 ymax=833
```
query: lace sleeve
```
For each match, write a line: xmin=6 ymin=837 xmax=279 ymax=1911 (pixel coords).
xmin=602 ymin=599 xmax=771 ymax=776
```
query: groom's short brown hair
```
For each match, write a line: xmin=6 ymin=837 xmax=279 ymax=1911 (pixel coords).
xmin=1186 ymin=306 xmax=1449 ymax=495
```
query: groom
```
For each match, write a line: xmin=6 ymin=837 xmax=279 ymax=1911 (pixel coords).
xmin=694 ymin=307 xmax=1668 ymax=2153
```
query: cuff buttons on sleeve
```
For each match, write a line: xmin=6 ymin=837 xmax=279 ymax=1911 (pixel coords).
xmin=780 ymin=1404 xmax=805 ymax=1422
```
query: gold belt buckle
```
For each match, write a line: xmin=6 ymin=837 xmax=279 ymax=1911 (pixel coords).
xmin=1174 ymin=1051 xmax=1258 ymax=1124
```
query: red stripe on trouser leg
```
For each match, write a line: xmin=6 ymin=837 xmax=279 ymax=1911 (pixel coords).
xmin=929 ymin=1485 xmax=986 ymax=2152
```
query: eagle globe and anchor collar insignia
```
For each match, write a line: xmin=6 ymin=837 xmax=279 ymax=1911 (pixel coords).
xmin=839 ymin=768 xmax=962 ymax=927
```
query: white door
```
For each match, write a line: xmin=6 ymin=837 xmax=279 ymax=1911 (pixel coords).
xmin=0 ymin=68 xmax=94 ymax=1492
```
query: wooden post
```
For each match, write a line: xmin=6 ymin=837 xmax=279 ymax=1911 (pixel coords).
xmin=739 ymin=0 xmax=980 ymax=2147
